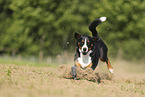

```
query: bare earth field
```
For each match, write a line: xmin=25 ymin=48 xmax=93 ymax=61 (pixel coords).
xmin=0 ymin=60 xmax=145 ymax=97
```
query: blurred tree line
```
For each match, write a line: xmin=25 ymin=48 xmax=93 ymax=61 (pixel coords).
xmin=0 ymin=0 xmax=144 ymax=61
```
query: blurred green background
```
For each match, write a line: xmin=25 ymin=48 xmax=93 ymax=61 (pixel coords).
xmin=0 ymin=0 xmax=145 ymax=62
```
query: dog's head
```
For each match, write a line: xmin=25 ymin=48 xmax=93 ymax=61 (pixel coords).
xmin=75 ymin=32 xmax=99 ymax=55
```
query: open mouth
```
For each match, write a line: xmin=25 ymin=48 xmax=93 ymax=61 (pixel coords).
xmin=82 ymin=51 xmax=88 ymax=55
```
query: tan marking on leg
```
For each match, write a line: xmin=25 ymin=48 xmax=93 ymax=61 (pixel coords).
xmin=106 ymin=59 xmax=113 ymax=69
xmin=100 ymin=57 xmax=113 ymax=69
xmin=99 ymin=57 xmax=105 ymax=62
xmin=86 ymin=63 xmax=93 ymax=68
xmin=75 ymin=60 xmax=81 ymax=67
xmin=106 ymin=59 xmax=114 ymax=73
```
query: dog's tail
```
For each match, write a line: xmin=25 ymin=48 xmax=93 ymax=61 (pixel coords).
xmin=89 ymin=17 xmax=107 ymax=37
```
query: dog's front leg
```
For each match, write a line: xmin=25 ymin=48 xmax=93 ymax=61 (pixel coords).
xmin=72 ymin=60 xmax=82 ymax=79
xmin=71 ymin=66 xmax=77 ymax=80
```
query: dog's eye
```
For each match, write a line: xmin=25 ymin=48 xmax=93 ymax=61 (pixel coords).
xmin=87 ymin=41 xmax=90 ymax=43
xmin=81 ymin=40 xmax=84 ymax=45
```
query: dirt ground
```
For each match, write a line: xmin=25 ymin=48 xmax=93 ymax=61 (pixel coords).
xmin=0 ymin=60 xmax=145 ymax=97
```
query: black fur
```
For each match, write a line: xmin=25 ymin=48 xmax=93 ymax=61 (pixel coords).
xmin=72 ymin=17 xmax=113 ymax=79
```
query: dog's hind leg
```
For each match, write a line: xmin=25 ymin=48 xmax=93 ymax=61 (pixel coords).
xmin=106 ymin=59 xmax=114 ymax=73
xmin=99 ymin=58 xmax=113 ymax=73
xmin=99 ymin=45 xmax=114 ymax=73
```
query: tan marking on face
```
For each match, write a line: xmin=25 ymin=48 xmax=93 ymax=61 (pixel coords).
xmin=78 ymin=42 xmax=82 ymax=49
xmin=88 ymin=44 xmax=93 ymax=50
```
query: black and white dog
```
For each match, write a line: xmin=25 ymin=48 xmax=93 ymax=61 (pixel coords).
xmin=71 ymin=17 xmax=113 ymax=79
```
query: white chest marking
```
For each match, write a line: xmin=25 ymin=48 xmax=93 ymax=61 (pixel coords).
xmin=77 ymin=50 xmax=92 ymax=68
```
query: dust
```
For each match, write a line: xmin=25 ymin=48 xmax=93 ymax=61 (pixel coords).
xmin=58 ymin=65 xmax=112 ymax=82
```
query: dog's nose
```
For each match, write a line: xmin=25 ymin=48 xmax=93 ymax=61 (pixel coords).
xmin=83 ymin=47 xmax=87 ymax=52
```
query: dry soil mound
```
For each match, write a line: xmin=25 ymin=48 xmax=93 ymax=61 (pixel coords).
xmin=58 ymin=65 xmax=101 ymax=82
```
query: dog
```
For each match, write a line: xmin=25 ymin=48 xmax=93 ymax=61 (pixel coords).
xmin=71 ymin=17 xmax=113 ymax=79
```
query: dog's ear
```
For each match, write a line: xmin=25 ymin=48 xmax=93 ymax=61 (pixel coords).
xmin=92 ymin=36 xmax=100 ymax=41
xmin=74 ymin=32 xmax=81 ymax=39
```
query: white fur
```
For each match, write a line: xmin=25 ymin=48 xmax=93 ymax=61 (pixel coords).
xmin=81 ymin=38 xmax=88 ymax=52
xmin=100 ymin=17 xmax=107 ymax=22
xmin=109 ymin=69 xmax=114 ymax=73
xmin=77 ymin=50 xmax=92 ymax=68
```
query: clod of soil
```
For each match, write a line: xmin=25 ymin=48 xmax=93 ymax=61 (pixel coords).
xmin=58 ymin=65 xmax=101 ymax=82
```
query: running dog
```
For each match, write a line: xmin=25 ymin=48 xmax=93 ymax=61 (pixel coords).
xmin=71 ymin=17 xmax=113 ymax=79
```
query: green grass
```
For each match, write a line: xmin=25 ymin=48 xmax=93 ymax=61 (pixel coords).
xmin=0 ymin=55 xmax=57 ymax=68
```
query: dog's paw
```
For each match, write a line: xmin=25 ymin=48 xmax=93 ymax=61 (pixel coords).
xmin=109 ymin=69 xmax=114 ymax=74
xmin=100 ymin=17 xmax=107 ymax=22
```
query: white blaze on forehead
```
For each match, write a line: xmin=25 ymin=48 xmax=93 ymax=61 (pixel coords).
xmin=82 ymin=38 xmax=88 ymax=52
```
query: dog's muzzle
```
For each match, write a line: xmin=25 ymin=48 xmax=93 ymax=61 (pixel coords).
xmin=82 ymin=47 xmax=88 ymax=55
